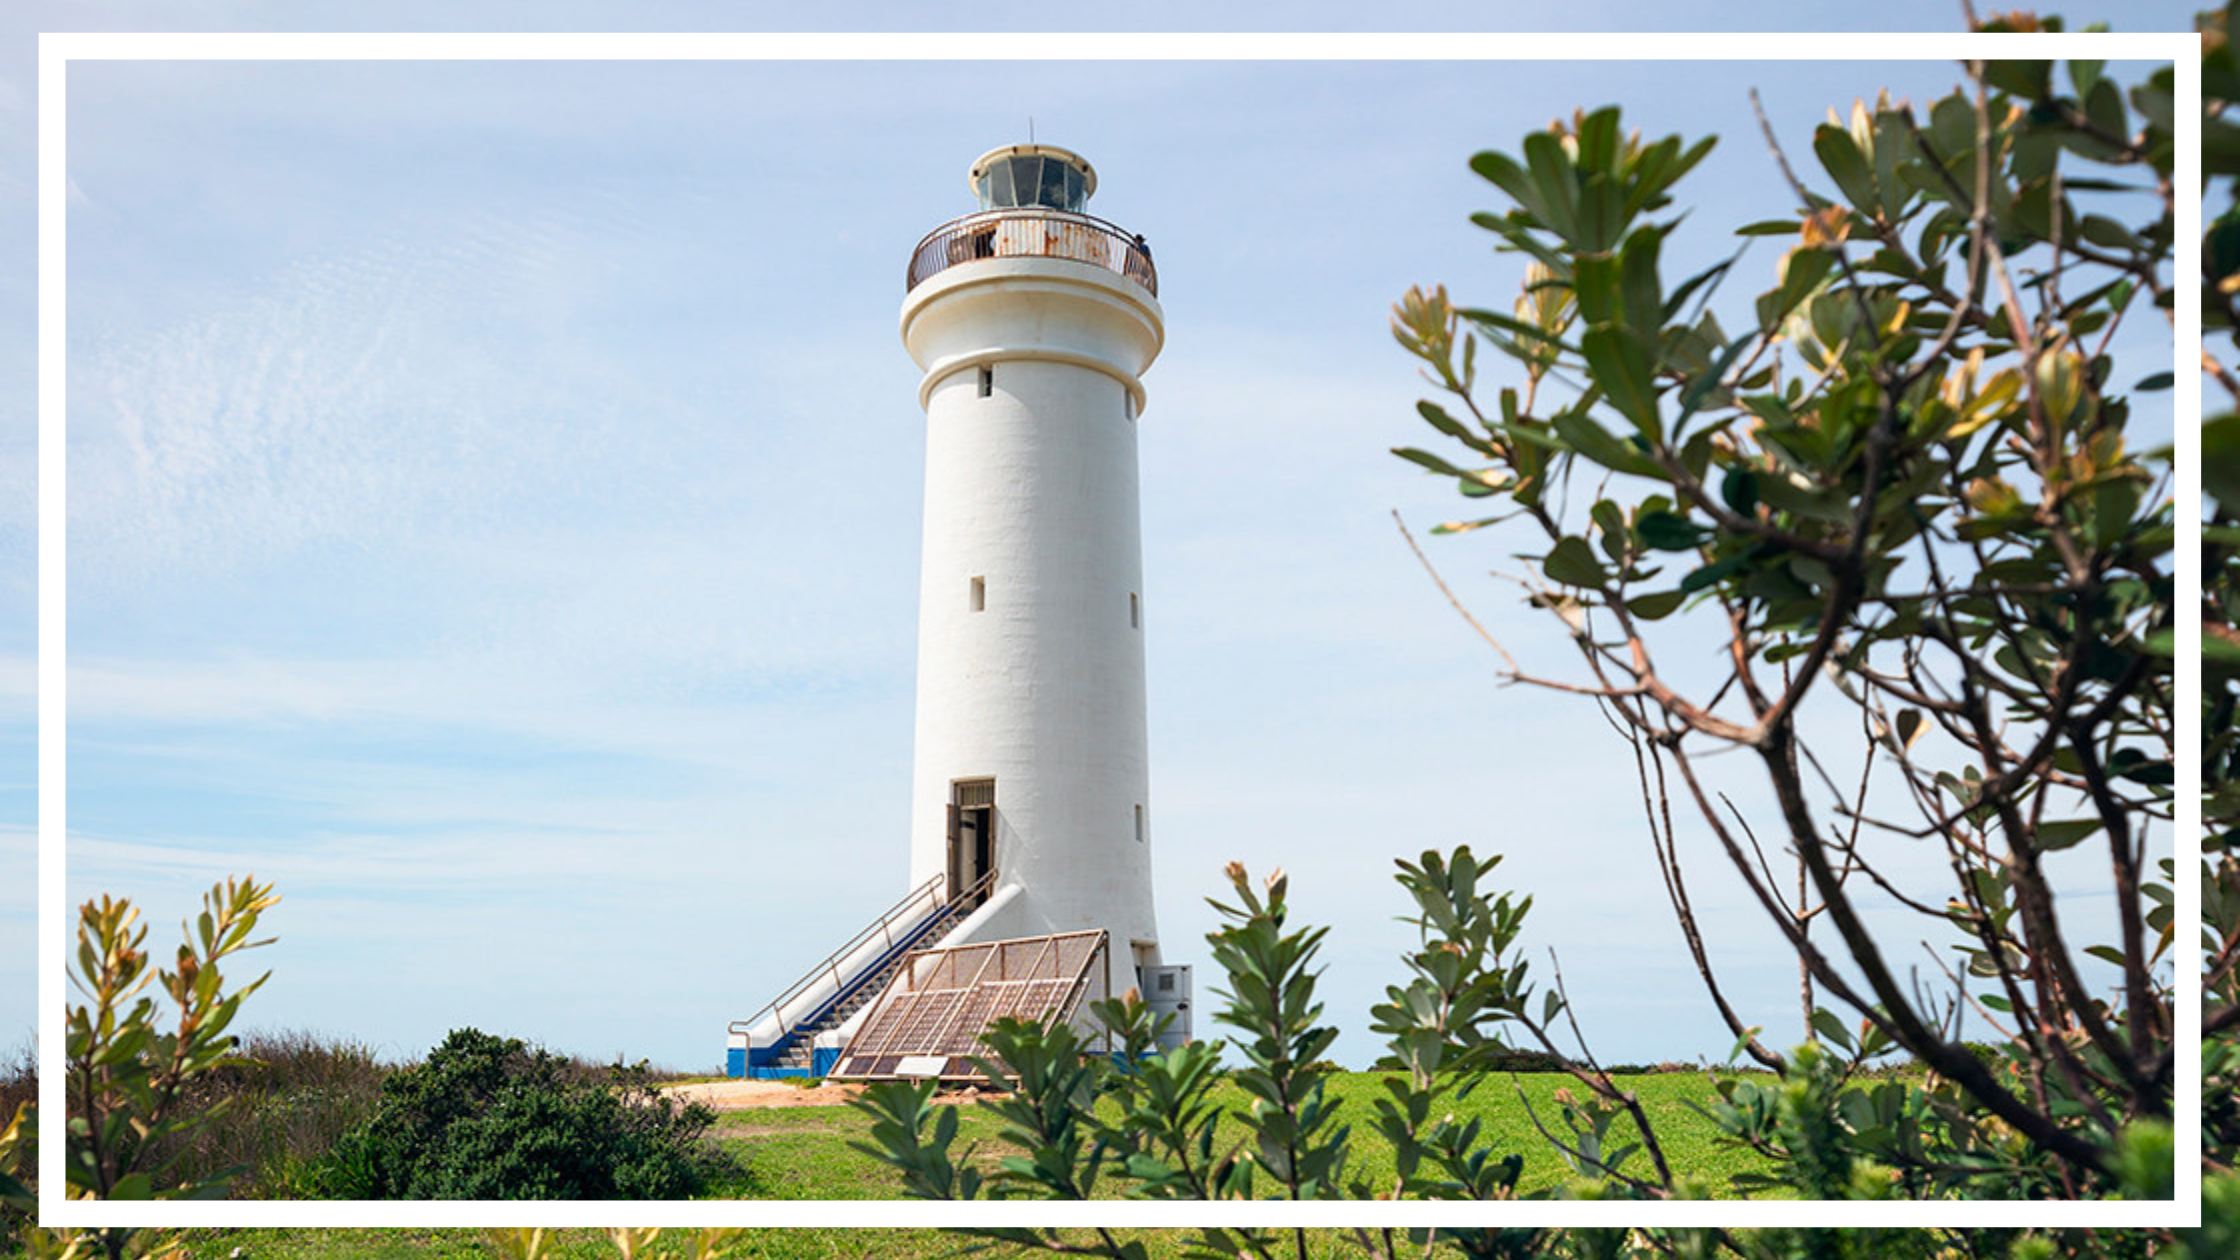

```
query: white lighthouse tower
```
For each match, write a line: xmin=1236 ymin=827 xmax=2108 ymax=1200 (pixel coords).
xmin=901 ymin=143 xmax=1165 ymax=973
xmin=727 ymin=144 xmax=1183 ymax=1079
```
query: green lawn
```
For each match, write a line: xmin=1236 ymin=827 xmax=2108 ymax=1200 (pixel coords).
xmin=170 ymin=1070 xmax=1781 ymax=1260
xmin=717 ymin=1069 xmax=1778 ymax=1200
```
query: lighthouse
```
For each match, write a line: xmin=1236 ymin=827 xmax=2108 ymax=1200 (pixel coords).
xmin=899 ymin=143 xmax=1165 ymax=973
xmin=727 ymin=144 xmax=1185 ymax=1079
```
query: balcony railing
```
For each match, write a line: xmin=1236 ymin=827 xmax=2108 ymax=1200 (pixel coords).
xmin=906 ymin=209 xmax=1157 ymax=297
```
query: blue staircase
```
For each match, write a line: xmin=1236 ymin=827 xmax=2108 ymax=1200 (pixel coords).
xmin=730 ymin=870 xmax=994 ymax=1078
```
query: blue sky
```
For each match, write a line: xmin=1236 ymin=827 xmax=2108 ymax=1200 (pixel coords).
xmin=3 ymin=11 xmax=2187 ymax=1077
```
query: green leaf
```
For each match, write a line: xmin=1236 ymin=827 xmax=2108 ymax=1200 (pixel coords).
xmin=2110 ymin=748 xmax=2173 ymax=785
xmin=1756 ymin=248 xmax=1834 ymax=330
xmin=1618 ymin=222 xmax=1667 ymax=336
xmin=1416 ymin=400 xmax=1473 ymax=441
xmin=1812 ymin=124 xmax=1879 ymax=217
xmin=1542 ymin=536 xmax=1606 ymax=589
xmin=1635 ymin=510 xmax=1708 ymax=551
xmin=1393 ymin=446 xmax=1468 ymax=478
xmin=1460 ymin=306 xmax=1579 ymax=356
xmin=1808 ymin=1008 xmax=1856 ymax=1052
xmin=1982 ymin=59 xmax=2052 ymax=99
xmin=1469 ymin=151 xmax=1552 ymax=228
xmin=2084 ymin=944 xmax=2130 ymax=968
xmin=1521 ymin=130 xmax=1583 ymax=243
xmin=2206 ymin=415 xmax=2240 ymax=515
xmin=1551 ymin=409 xmax=1662 ymax=478
xmin=1625 ymin=589 xmax=1687 ymax=620
xmin=2078 ymin=214 xmax=2142 ymax=254
xmin=1720 ymin=468 xmax=1759 ymax=516
xmin=2082 ymin=77 xmax=2127 ymax=139
xmin=2034 ymin=819 xmax=2100 ymax=852
xmin=1894 ymin=708 xmax=1924 ymax=753
xmin=1580 ymin=325 xmax=1661 ymax=436
xmin=1679 ymin=550 xmax=1751 ymax=594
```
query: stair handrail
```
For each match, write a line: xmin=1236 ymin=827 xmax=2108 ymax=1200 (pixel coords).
xmin=730 ymin=867 xmax=999 ymax=1043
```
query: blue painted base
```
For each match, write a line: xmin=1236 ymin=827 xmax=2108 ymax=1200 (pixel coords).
xmin=731 ymin=1046 xmax=838 ymax=1080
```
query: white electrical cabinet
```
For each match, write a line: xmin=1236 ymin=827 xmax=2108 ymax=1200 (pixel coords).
xmin=1141 ymin=963 xmax=1192 ymax=1051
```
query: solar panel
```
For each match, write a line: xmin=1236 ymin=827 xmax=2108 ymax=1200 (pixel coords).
xmin=829 ymin=929 xmax=1111 ymax=1082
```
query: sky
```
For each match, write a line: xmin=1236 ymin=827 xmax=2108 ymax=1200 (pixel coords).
xmin=0 ymin=9 xmax=2192 ymax=1080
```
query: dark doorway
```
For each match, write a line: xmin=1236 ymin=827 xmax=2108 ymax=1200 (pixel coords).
xmin=947 ymin=778 xmax=995 ymax=907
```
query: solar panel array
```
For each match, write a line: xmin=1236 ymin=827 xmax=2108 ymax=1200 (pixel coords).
xmin=829 ymin=930 xmax=1110 ymax=1082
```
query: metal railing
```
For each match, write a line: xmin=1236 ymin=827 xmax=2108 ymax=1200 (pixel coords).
xmin=730 ymin=867 xmax=999 ymax=1045
xmin=907 ymin=209 xmax=1157 ymax=297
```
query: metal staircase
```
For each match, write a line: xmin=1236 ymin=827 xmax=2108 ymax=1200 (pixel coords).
xmin=730 ymin=868 xmax=996 ymax=1077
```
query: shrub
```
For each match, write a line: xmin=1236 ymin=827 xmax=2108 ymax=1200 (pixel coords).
xmin=1 ymin=877 xmax=281 ymax=1260
xmin=322 ymin=1027 xmax=723 ymax=1200
xmin=67 ymin=879 xmax=281 ymax=1209
xmin=1478 ymin=1048 xmax=1569 ymax=1074
xmin=1391 ymin=45 xmax=2179 ymax=1200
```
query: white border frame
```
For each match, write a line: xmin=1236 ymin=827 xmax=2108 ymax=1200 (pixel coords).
xmin=37 ymin=28 xmax=2201 ymax=1232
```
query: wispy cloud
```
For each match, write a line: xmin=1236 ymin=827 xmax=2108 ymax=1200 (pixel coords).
xmin=74 ymin=214 xmax=603 ymax=582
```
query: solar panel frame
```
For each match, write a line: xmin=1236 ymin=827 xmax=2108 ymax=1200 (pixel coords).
xmin=828 ymin=929 xmax=1112 ymax=1082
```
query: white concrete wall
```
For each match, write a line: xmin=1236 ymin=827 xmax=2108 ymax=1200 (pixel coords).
xmin=901 ymin=253 xmax=1166 ymax=976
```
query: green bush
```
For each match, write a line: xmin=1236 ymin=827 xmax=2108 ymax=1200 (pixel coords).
xmin=1477 ymin=1048 xmax=1568 ymax=1074
xmin=321 ymin=1028 xmax=723 ymax=1200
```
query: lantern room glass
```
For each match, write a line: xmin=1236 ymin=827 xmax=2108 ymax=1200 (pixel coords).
xmin=974 ymin=154 xmax=1090 ymax=214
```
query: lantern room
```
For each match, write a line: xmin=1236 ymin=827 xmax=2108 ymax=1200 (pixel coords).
xmin=969 ymin=144 xmax=1097 ymax=214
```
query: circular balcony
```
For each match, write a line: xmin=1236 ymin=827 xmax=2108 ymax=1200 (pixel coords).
xmin=906 ymin=209 xmax=1158 ymax=298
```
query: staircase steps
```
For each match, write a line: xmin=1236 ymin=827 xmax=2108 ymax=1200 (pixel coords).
xmin=733 ymin=870 xmax=997 ymax=1077
xmin=767 ymin=916 xmax=959 ymax=1068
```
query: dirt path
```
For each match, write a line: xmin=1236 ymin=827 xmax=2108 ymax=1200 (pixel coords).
xmin=664 ymin=1079 xmax=865 ymax=1111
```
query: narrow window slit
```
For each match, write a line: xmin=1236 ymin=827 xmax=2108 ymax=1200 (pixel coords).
xmin=969 ymin=576 xmax=986 ymax=612
xmin=977 ymin=365 xmax=994 ymax=397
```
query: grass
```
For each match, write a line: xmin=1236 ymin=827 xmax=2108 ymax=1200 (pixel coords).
xmin=14 ymin=1024 xmax=1791 ymax=1260
xmin=20 ymin=1021 xmax=1781 ymax=1207
xmin=28 ymin=1026 xmax=722 ymax=1202
xmin=88 ymin=1063 xmax=1794 ymax=1260
xmin=162 ymin=1029 xmax=393 ymax=1198
xmin=713 ymin=1068 xmax=1780 ymax=1200
xmin=0 ymin=1027 xmax=380 ymax=1202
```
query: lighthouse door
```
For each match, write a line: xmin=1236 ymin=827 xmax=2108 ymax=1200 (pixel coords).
xmin=947 ymin=779 xmax=996 ymax=908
